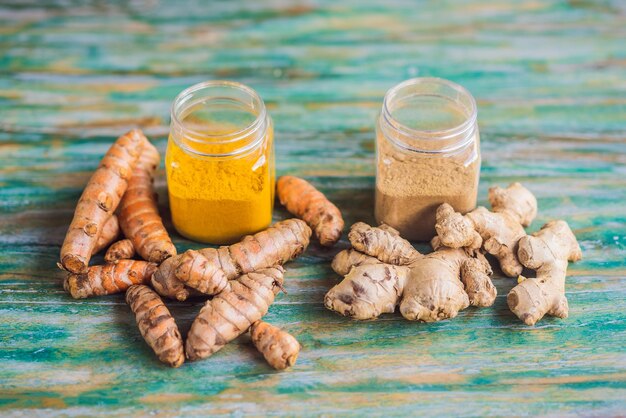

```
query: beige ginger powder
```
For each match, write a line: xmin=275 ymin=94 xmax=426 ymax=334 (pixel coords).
xmin=374 ymin=129 xmax=480 ymax=241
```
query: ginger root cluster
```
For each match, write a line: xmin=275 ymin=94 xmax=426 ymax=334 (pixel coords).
xmin=326 ymin=183 xmax=581 ymax=326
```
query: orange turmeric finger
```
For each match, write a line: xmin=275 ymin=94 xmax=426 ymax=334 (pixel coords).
xmin=64 ymin=260 xmax=157 ymax=299
xmin=250 ymin=320 xmax=300 ymax=370
xmin=126 ymin=285 xmax=184 ymax=368
xmin=60 ymin=130 xmax=145 ymax=273
xmin=92 ymin=214 xmax=120 ymax=255
xmin=185 ymin=267 xmax=285 ymax=361
xmin=104 ymin=239 xmax=135 ymax=263
xmin=277 ymin=176 xmax=344 ymax=247
xmin=118 ymin=137 xmax=176 ymax=263
xmin=152 ymin=219 xmax=311 ymax=300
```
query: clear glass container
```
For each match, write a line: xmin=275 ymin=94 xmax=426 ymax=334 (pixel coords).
xmin=375 ymin=77 xmax=481 ymax=241
xmin=166 ymin=81 xmax=275 ymax=244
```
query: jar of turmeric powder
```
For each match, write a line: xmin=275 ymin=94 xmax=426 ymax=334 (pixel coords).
xmin=375 ymin=77 xmax=481 ymax=241
xmin=166 ymin=81 xmax=275 ymax=244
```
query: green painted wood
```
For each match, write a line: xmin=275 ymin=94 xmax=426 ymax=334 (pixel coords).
xmin=1 ymin=0 xmax=625 ymax=416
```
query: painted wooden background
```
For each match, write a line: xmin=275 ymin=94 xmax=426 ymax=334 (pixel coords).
xmin=1 ymin=0 xmax=625 ymax=416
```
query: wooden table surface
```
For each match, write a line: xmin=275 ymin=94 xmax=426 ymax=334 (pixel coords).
xmin=1 ymin=1 xmax=625 ymax=416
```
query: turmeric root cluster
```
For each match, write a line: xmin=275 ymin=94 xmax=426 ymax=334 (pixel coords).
xmin=327 ymin=183 xmax=581 ymax=326
xmin=58 ymin=130 xmax=311 ymax=370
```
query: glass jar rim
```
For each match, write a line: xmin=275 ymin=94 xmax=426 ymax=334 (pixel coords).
xmin=381 ymin=77 xmax=478 ymax=154
xmin=170 ymin=80 xmax=268 ymax=158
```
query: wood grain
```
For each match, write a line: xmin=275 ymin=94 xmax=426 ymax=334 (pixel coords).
xmin=1 ymin=0 xmax=625 ymax=416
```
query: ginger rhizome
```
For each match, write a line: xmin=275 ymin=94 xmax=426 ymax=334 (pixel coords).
xmin=435 ymin=182 xmax=538 ymax=277
xmin=92 ymin=215 xmax=120 ymax=255
xmin=104 ymin=239 xmax=135 ymax=263
xmin=185 ymin=267 xmax=285 ymax=361
xmin=250 ymin=320 xmax=300 ymax=370
xmin=126 ymin=285 xmax=185 ymax=368
xmin=507 ymin=220 xmax=582 ymax=325
xmin=325 ymin=222 xmax=496 ymax=321
xmin=118 ymin=137 xmax=176 ymax=264
xmin=152 ymin=219 xmax=311 ymax=301
xmin=277 ymin=176 xmax=344 ymax=247
xmin=64 ymin=260 xmax=157 ymax=299
xmin=60 ymin=130 xmax=145 ymax=273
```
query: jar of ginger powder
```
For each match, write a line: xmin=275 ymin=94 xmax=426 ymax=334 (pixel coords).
xmin=375 ymin=77 xmax=480 ymax=241
xmin=166 ymin=81 xmax=275 ymax=244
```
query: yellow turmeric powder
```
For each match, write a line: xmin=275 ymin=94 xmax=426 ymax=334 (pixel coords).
xmin=165 ymin=108 xmax=275 ymax=244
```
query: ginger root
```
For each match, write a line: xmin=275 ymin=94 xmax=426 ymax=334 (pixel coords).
xmin=435 ymin=182 xmax=538 ymax=277
xmin=399 ymin=247 xmax=494 ymax=321
xmin=118 ymin=136 xmax=176 ymax=264
xmin=507 ymin=220 xmax=582 ymax=325
xmin=104 ymin=239 xmax=135 ymax=263
xmin=60 ymin=130 xmax=145 ymax=273
xmin=277 ymin=176 xmax=344 ymax=247
xmin=250 ymin=320 xmax=300 ymax=370
xmin=185 ymin=267 xmax=285 ymax=361
xmin=64 ymin=260 xmax=157 ymax=299
xmin=126 ymin=285 xmax=184 ymax=367
xmin=331 ymin=248 xmax=382 ymax=276
xmin=325 ymin=223 xmax=495 ymax=321
xmin=92 ymin=215 xmax=120 ymax=255
xmin=325 ymin=261 xmax=409 ymax=320
xmin=348 ymin=222 xmax=421 ymax=265
xmin=152 ymin=219 xmax=311 ymax=301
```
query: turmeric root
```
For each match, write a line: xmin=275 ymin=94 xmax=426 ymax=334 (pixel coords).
xmin=174 ymin=249 xmax=231 ymax=295
xmin=64 ymin=260 xmax=157 ymax=299
xmin=92 ymin=215 xmax=120 ymax=255
xmin=325 ymin=223 xmax=495 ymax=321
xmin=126 ymin=285 xmax=184 ymax=368
xmin=60 ymin=130 xmax=145 ymax=273
xmin=118 ymin=137 xmax=176 ymax=263
xmin=277 ymin=176 xmax=344 ymax=246
xmin=250 ymin=320 xmax=300 ymax=370
xmin=507 ymin=220 xmax=582 ymax=325
xmin=152 ymin=219 xmax=311 ymax=301
xmin=185 ymin=267 xmax=285 ymax=361
xmin=348 ymin=222 xmax=421 ymax=265
xmin=104 ymin=239 xmax=135 ymax=263
xmin=435 ymin=182 xmax=538 ymax=277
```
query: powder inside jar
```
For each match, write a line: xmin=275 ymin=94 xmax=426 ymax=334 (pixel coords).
xmin=374 ymin=83 xmax=480 ymax=241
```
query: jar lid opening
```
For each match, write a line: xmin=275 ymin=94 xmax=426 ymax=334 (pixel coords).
xmin=170 ymin=80 xmax=268 ymax=158
xmin=381 ymin=77 xmax=478 ymax=155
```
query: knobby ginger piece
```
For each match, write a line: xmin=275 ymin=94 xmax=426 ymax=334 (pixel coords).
xmin=185 ymin=267 xmax=285 ymax=361
xmin=325 ymin=261 xmax=409 ymax=320
xmin=331 ymin=248 xmax=381 ymax=276
xmin=507 ymin=220 xmax=582 ymax=326
xmin=399 ymin=248 xmax=493 ymax=321
xmin=348 ymin=222 xmax=421 ymax=265
xmin=118 ymin=137 xmax=176 ymax=263
xmin=152 ymin=219 xmax=311 ymax=301
xmin=126 ymin=285 xmax=184 ymax=368
xmin=104 ymin=239 xmax=135 ymax=263
xmin=64 ymin=260 xmax=157 ymax=299
xmin=92 ymin=215 xmax=120 ymax=255
xmin=250 ymin=320 xmax=300 ymax=370
xmin=435 ymin=182 xmax=538 ymax=277
xmin=277 ymin=176 xmax=344 ymax=247
xmin=60 ymin=130 xmax=145 ymax=273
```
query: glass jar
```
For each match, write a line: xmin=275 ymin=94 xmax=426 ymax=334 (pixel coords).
xmin=166 ymin=81 xmax=275 ymax=245
xmin=375 ymin=77 xmax=480 ymax=241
